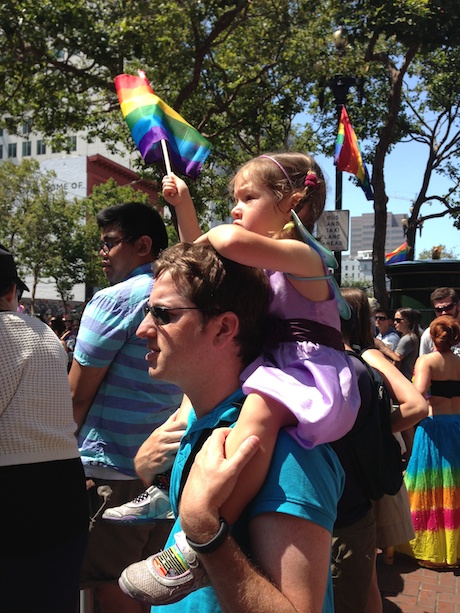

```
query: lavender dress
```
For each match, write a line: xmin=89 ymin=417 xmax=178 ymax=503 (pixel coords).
xmin=241 ymin=270 xmax=360 ymax=449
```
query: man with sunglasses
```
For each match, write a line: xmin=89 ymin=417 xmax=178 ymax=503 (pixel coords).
xmin=419 ymin=287 xmax=460 ymax=357
xmin=374 ymin=308 xmax=400 ymax=350
xmin=120 ymin=243 xmax=345 ymax=613
xmin=69 ymin=202 xmax=182 ymax=613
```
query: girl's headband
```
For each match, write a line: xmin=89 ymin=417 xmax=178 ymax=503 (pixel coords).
xmin=259 ymin=155 xmax=294 ymax=190
xmin=259 ymin=155 xmax=318 ymax=191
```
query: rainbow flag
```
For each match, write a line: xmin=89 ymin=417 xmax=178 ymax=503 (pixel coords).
xmin=334 ymin=106 xmax=374 ymax=200
xmin=114 ymin=71 xmax=212 ymax=179
xmin=385 ymin=242 xmax=408 ymax=264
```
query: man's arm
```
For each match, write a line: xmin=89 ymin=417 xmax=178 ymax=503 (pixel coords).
xmin=180 ymin=429 xmax=331 ymax=613
xmin=69 ymin=359 xmax=110 ymax=431
xmin=419 ymin=328 xmax=433 ymax=356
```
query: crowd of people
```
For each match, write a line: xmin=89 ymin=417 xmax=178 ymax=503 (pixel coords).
xmin=1 ymin=151 xmax=459 ymax=613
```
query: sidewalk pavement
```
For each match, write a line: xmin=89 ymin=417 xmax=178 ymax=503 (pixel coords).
xmin=377 ymin=551 xmax=460 ymax=612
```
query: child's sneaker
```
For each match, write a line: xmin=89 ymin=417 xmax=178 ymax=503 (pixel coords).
xmin=119 ymin=530 xmax=209 ymax=605
xmin=102 ymin=485 xmax=174 ymax=523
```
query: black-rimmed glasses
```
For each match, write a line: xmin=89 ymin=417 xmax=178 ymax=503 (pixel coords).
xmin=98 ymin=237 xmax=135 ymax=254
xmin=143 ymin=304 xmax=202 ymax=325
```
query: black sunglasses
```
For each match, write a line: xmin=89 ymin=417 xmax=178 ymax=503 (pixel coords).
xmin=434 ymin=302 xmax=455 ymax=313
xmin=375 ymin=316 xmax=388 ymax=321
xmin=143 ymin=304 xmax=202 ymax=325
xmin=393 ymin=317 xmax=405 ymax=323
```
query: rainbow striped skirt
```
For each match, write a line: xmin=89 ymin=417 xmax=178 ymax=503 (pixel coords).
xmin=399 ymin=414 xmax=460 ymax=566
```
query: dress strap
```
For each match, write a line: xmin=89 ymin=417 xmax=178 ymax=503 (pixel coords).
xmin=290 ymin=210 xmax=352 ymax=320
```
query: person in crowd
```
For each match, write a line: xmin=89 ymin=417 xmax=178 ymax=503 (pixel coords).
xmin=117 ymin=152 xmax=360 ymax=605
xmin=69 ymin=203 xmax=183 ymax=613
xmin=374 ymin=307 xmax=400 ymax=350
xmin=419 ymin=287 xmax=460 ymax=356
xmin=338 ymin=288 xmax=427 ymax=613
xmin=0 ymin=244 xmax=89 ymax=613
xmin=376 ymin=307 xmax=420 ymax=380
xmin=376 ymin=306 xmax=421 ymax=458
xmin=120 ymin=242 xmax=346 ymax=612
xmin=399 ymin=315 xmax=460 ymax=569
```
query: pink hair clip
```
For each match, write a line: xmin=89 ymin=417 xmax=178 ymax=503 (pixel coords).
xmin=305 ymin=172 xmax=318 ymax=190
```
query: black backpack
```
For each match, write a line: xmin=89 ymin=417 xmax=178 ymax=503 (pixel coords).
xmin=345 ymin=350 xmax=403 ymax=501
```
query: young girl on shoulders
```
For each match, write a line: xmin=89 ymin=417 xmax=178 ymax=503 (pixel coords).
xmin=120 ymin=152 xmax=361 ymax=606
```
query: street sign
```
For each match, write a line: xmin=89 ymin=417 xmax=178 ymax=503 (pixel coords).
xmin=316 ymin=210 xmax=350 ymax=252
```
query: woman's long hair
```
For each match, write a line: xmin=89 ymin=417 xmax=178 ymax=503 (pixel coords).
xmin=397 ymin=307 xmax=421 ymax=340
xmin=339 ymin=287 xmax=376 ymax=351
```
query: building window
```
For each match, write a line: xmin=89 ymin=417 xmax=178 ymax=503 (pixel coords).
xmin=36 ymin=140 xmax=46 ymax=155
xmin=8 ymin=143 xmax=17 ymax=158
xmin=67 ymin=135 xmax=77 ymax=152
xmin=22 ymin=141 xmax=32 ymax=157
xmin=0 ymin=144 xmax=2 ymax=159
xmin=22 ymin=120 xmax=31 ymax=136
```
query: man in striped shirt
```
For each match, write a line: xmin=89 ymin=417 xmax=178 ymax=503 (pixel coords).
xmin=69 ymin=202 xmax=182 ymax=613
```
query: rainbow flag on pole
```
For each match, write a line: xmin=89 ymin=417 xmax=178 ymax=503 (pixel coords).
xmin=385 ymin=242 xmax=408 ymax=264
xmin=114 ymin=71 xmax=212 ymax=179
xmin=334 ymin=106 xmax=374 ymax=200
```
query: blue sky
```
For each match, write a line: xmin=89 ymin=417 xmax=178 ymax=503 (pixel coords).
xmin=315 ymin=140 xmax=459 ymax=259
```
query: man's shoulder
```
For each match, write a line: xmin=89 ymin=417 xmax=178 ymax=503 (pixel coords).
xmin=249 ymin=433 xmax=344 ymax=533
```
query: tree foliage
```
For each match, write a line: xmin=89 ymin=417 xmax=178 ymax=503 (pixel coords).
xmin=1 ymin=1 xmax=460 ymax=306
xmin=0 ymin=160 xmax=154 ymax=308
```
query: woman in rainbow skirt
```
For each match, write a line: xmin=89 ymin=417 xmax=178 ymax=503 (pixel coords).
xmin=399 ymin=315 xmax=460 ymax=569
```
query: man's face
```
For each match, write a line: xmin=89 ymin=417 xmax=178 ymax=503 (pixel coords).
xmin=432 ymin=298 xmax=459 ymax=321
xmin=99 ymin=223 xmax=141 ymax=285
xmin=136 ymin=271 xmax=215 ymax=389
xmin=374 ymin=312 xmax=391 ymax=334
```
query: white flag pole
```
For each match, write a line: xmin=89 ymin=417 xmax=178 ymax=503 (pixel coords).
xmin=161 ymin=139 xmax=172 ymax=175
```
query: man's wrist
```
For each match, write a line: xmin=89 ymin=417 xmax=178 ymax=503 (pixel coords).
xmin=185 ymin=517 xmax=229 ymax=554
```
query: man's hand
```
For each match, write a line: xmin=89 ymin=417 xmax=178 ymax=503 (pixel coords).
xmin=134 ymin=409 xmax=188 ymax=486
xmin=180 ymin=428 xmax=260 ymax=542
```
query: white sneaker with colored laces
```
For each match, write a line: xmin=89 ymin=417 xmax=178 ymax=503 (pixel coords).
xmin=102 ymin=485 xmax=174 ymax=523
xmin=119 ymin=530 xmax=209 ymax=605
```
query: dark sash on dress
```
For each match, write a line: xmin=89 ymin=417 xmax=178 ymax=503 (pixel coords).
xmin=264 ymin=317 xmax=344 ymax=351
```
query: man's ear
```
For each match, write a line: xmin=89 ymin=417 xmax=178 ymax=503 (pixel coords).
xmin=213 ymin=311 xmax=240 ymax=348
xmin=136 ymin=235 xmax=153 ymax=257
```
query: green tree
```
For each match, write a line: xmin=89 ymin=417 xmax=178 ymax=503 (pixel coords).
xmin=0 ymin=159 xmax=85 ymax=311
xmin=2 ymin=0 xmax=460 ymax=308
xmin=418 ymin=245 xmax=458 ymax=260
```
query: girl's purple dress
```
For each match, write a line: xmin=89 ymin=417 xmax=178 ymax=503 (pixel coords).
xmin=241 ymin=270 xmax=360 ymax=449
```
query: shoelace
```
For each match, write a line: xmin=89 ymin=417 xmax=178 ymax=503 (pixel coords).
xmin=131 ymin=490 xmax=149 ymax=504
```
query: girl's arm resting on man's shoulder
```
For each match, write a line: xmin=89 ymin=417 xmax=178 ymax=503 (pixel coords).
xmin=195 ymin=225 xmax=325 ymax=279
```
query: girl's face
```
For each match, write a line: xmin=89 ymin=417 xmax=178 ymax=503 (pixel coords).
xmin=230 ymin=172 xmax=291 ymax=237
xmin=393 ymin=311 xmax=409 ymax=335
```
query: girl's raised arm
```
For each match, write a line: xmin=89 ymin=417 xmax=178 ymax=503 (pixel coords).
xmin=162 ymin=173 xmax=202 ymax=242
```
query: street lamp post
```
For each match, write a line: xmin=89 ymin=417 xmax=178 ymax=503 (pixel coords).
xmin=329 ymin=29 xmax=363 ymax=285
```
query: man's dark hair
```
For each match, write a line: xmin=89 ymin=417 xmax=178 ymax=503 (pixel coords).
xmin=374 ymin=307 xmax=394 ymax=319
xmin=154 ymin=243 xmax=270 ymax=366
xmin=430 ymin=287 xmax=459 ymax=306
xmin=97 ymin=202 xmax=168 ymax=259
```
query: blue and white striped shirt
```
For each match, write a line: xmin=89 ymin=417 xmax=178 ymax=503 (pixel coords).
xmin=75 ymin=263 xmax=182 ymax=478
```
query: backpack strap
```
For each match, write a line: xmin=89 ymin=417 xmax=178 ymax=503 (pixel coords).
xmin=177 ymin=420 xmax=234 ymax=506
